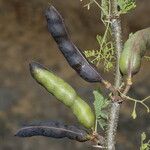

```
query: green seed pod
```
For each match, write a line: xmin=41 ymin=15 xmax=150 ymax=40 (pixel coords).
xmin=30 ymin=62 xmax=76 ymax=107
xmin=30 ymin=62 xmax=95 ymax=129
xmin=71 ymin=97 xmax=95 ymax=129
xmin=119 ymin=27 xmax=150 ymax=75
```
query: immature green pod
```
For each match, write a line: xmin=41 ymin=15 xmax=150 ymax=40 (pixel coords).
xmin=30 ymin=62 xmax=95 ymax=129
xmin=15 ymin=121 xmax=92 ymax=142
xmin=119 ymin=27 xmax=150 ymax=75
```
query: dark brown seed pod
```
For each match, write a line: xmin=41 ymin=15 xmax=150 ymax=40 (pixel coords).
xmin=45 ymin=6 xmax=104 ymax=83
xmin=15 ymin=121 xmax=92 ymax=142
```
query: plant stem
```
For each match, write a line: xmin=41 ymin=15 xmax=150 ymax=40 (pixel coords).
xmin=106 ymin=0 xmax=123 ymax=149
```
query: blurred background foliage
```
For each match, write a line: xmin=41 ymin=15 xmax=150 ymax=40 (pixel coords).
xmin=0 ymin=0 xmax=149 ymax=150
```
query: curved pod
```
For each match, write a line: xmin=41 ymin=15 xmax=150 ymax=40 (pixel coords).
xmin=15 ymin=121 xmax=92 ymax=142
xmin=45 ymin=6 xmax=104 ymax=83
xmin=119 ymin=27 xmax=150 ymax=75
xmin=30 ymin=62 xmax=95 ymax=129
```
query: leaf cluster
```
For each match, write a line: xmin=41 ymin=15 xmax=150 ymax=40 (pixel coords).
xmin=93 ymin=90 xmax=110 ymax=130
xmin=84 ymin=35 xmax=115 ymax=72
xmin=117 ymin=0 xmax=136 ymax=14
xmin=80 ymin=0 xmax=115 ymax=72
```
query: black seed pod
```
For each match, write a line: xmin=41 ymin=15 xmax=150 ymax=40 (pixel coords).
xmin=15 ymin=121 xmax=92 ymax=142
xmin=45 ymin=6 xmax=104 ymax=83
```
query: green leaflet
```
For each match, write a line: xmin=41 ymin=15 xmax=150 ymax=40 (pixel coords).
xmin=93 ymin=90 xmax=109 ymax=130
xmin=29 ymin=62 xmax=95 ymax=129
xmin=84 ymin=34 xmax=115 ymax=72
xmin=117 ymin=0 xmax=136 ymax=14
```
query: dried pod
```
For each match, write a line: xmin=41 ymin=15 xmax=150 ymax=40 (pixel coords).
xmin=29 ymin=62 xmax=95 ymax=129
xmin=119 ymin=27 xmax=150 ymax=76
xmin=15 ymin=121 xmax=92 ymax=142
xmin=45 ymin=6 xmax=104 ymax=83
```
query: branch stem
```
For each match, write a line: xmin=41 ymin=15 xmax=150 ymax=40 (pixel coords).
xmin=106 ymin=0 xmax=123 ymax=149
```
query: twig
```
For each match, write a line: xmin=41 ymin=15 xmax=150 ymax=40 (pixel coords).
xmin=119 ymin=93 xmax=150 ymax=113
xmin=106 ymin=0 xmax=123 ymax=149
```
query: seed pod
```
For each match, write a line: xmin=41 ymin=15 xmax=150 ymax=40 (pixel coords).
xmin=119 ymin=27 xmax=150 ymax=75
xmin=30 ymin=62 xmax=95 ymax=129
xmin=15 ymin=121 xmax=92 ymax=142
xmin=45 ymin=6 xmax=104 ymax=83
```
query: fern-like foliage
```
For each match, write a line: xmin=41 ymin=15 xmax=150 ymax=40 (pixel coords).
xmin=93 ymin=90 xmax=110 ymax=130
xmin=84 ymin=35 xmax=115 ymax=72
xmin=117 ymin=0 xmax=136 ymax=14
xmin=80 ymin=0 xmax=136 ymax=15
xmin=80 ymin=0 xmax=116 ymax=72
xmin=80 ymin=0 xmax=136 ymax=72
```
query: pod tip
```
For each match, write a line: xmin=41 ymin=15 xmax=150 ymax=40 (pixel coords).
xmin=29 ymin=61 xmax=46 ymax=73
xmin=45 ymin=5 xmax=58 ymax=17
xmin=14 ymin=131 xmax=21 ymax=137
